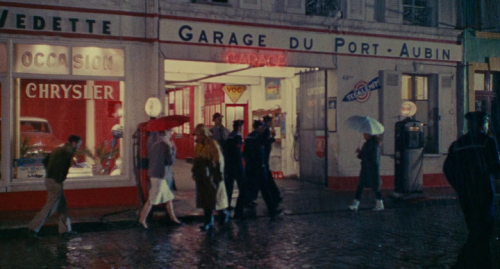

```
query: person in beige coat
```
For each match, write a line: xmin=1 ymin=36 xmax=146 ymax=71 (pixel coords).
xmin=192 ymin=124 xmax=229 ymax=231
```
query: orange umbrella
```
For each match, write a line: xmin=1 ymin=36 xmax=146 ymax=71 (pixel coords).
xmin=146 ymin=115 xmax=190 ymax=132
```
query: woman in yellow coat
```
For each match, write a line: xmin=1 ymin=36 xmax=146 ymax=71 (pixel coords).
xmin=192 ymin=124 xmax=229 ymax=231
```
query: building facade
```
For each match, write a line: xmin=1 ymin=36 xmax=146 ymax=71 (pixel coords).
xmin=0 ymin=0 xmax=463 ymax=211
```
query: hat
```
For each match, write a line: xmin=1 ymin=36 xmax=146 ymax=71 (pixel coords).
xmin=233 ymin=120 xmax=244 ymax=129
xmin=253 ymin=120 xmax=263 ymax=129
xmin=193 ymin=123 xmax=212 ymax=137
xmin=465 ymin=111 xmax=489 ymax=123
xmin=212 ymin=113 xmax=223 ymax=121
xmin=263 ymin=114 xmax=272 ymax=121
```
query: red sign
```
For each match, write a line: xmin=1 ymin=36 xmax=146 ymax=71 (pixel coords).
xmin=223 ymin=52 xmax=286 ymax=67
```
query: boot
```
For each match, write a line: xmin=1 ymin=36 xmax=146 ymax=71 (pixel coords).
xmin=373 ymin=200 xmax=384 ymax=211
xmin=219 ymin=209 xmax=230 ymax=225
xmin=200 ymin=210 xmax=214 ymax=231
xmin=348 ymin=199 xmax=360 ymax=211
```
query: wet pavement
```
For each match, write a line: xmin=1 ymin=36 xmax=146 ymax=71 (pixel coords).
xmin=1 ymin=202 xmax=500 ymax=268
xmin=1 ymin=160 xmax=499 ymax=268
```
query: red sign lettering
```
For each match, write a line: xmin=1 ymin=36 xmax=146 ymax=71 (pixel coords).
xmin=223 ymin=52 xmax=286 ymax=67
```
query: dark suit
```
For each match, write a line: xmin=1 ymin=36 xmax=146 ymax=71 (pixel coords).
xmin=224 ymin=130 xmax=246 ymax=209
xmin=243 ymin=130 xmax=278 ymax=216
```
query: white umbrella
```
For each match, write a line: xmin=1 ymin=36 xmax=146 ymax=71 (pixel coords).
xmin=345 ymin=115 xmax=385 ymax=135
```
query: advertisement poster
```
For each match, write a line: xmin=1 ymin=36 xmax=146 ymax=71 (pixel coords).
xmin=265 ymin=78 xmax=281 ymax=100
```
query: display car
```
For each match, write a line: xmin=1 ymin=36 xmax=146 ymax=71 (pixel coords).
xmin=19 ymin=116 xmax=66 ymax=157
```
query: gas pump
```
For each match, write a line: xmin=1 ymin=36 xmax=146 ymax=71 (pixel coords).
xmin=393 ymin=117 xmax=424 ymax=197
xmin=132 ymin=121 xmax=151 ymax=204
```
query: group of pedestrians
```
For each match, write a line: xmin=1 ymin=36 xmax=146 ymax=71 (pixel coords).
xmin=26 ymin=110 xmax=499 ymax=268
xmin=192 ymin=113 xmax=283 ymax=231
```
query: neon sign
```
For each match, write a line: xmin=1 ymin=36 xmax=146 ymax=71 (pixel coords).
xmin=223 ymin=52 xmax=286 ymax=67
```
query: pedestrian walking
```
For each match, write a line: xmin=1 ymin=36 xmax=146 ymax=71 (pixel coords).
xmin=243 ymin=120 xmax=282 ymax=218
xmin=28 ymin=135 xmax=82 ymax=238
xmin=348 ymin=133 xmax=384 ymax=211
xmin=138 ymin=130 xmax=182 ymax=229
xmin=209 ymin=112 xmax=230 ymax=151
xmin=443 ymin=111 xmax=500 ymax=269
xmin=262 ymin=115 xmax=283 ymax=204
xmin=225 ymin=120 xmax=247 ymax=219
xmin=192 ymin=124 xmax=230 ymax=231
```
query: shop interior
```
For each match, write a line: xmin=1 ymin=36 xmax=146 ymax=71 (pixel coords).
xmin=163 ymin=59 xmax=313 ymax=180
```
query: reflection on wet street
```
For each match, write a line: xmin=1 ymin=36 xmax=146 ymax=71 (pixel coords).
xmin=1 ymin=204 xmax=499 ymax=268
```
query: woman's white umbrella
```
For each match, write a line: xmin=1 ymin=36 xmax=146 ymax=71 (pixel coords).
xmin=345 ymin=115 xmax=385 ymax=135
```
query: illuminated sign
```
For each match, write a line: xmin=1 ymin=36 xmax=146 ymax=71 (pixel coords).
xmin=14 ymin=44 xmax=69 ymax=75
xmin=401 ymin=101 xmax=417 ymax=117
xmin=223 ymin=51 xmax=286 ymax=67
xmin=14 ymin=44 xmax=124 ymax=76
xmin=24 ymin=82 xmax=116 ymax=100
xmin=223 ymin=85 xmax=246 ymax=103
xmin=72 ymin=47 xmax=124 ymax=77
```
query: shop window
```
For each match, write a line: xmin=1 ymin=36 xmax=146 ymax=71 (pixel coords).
xmin=403 ymin=0 xmax=432 ymax=26
xmin=203 ymin=83 xmax=225 ymax=127
xmin=401 ymin=74 xmax=438 ymax=153
xmin=167 ymin=86 xmax=195 ymax=159
xmin=474 ymin=71 xmax=500 ymax=139
xmin=13 ymin=79 xmax=124 ymax=180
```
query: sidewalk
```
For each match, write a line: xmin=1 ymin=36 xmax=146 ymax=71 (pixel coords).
xmin=0 ymin=177 xmax=459 ymax=232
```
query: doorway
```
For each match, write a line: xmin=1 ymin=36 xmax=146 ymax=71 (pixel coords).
xmin=225 ymin=104 xmax=248 ymax=137
xmin=298 ymin=70 xmax=327 ymax=186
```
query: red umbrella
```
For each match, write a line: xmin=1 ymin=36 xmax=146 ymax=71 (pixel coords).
xmin=146 ymin=115 xmax=190 ymax=132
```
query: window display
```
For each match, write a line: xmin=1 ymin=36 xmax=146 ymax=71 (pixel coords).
xmin=13 ymin=78 xmax=124 ymax=180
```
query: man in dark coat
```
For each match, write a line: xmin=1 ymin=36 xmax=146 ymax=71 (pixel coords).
xmin=443 ymin=111 xmax=500 ymax=269
xmin=224 ymin=120 xmax=245 ymax=208
xmin=28 ymin=135 xmax=82 ymax=238
xmin=262 ymin=115 xmax=283 ymax=203
xmin=243 ymin=120 xmax=281 ymax=218
xmin=225 ymin=120 xmax=248 ymax=219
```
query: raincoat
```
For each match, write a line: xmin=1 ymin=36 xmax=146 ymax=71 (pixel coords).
xmin=357 ymin=136 xmax=381 ymax=190
xmin=192 ymin=135 xmax=228 ymax=211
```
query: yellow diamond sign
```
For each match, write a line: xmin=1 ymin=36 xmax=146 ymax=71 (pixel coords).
xmin=223 ymin=85 xmax=246 ymax=103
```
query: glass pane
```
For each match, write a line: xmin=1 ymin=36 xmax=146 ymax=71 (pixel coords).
xmin=14 ymin=79 xmax=124 ymax=179
xmin=226 ymin=107 xmax=235 ymax=129
xmin=175 ymin=90 xmax=182 ymax=115
xmin=415 ymin=76 xmax=428 ymax=100
xmin=401 ymin=75 xmax=412 ymax=99
xmin=474 ymin=73 xmax=486 ymax=91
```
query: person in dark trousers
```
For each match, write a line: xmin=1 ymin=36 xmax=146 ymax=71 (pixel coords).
xmin=225 ymin=120 xmax=248 ymax=219
xmin=28 ymin=135 xmax=82 ymax=238
xmin=348 ymin=133 xmax=384 ymax=211
xmin=224 ymin=120 xmax=245 ymax=209
xmin=243 ymin=120 xmax=282 ymax=218
xmin=443 ymin=111 xmax=500 ymax=269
